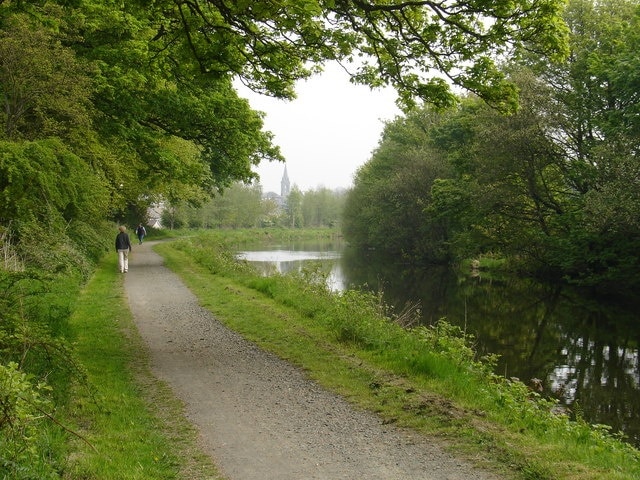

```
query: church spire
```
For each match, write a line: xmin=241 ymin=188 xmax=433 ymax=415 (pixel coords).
xmin=281 ymin=165 xmax=290 ymax=198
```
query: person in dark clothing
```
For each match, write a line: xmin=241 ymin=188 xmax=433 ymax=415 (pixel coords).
xmin=135 ymin=223 xmax=146 ymax=244
xmin=115 ymin=225 xmax=132 ymax=273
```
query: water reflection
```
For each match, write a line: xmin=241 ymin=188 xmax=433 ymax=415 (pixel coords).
xmin=344 ymin=247 xmax=640 ymax=447
xmin=237 ymin=242 xmax=640 ymax=446
xmin=236 ymin=242 xmax=345 ymax=291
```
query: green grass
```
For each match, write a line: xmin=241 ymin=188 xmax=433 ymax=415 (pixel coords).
xmin=154 ymin=232 xmax=640 ymax=480
xmin=61 ymin=254 xmax=221 ymax=480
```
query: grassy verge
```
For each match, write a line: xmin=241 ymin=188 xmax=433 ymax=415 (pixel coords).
xmin=61 ymin=253 xmax=221 ymax=479
xmin=155 ymin=231 xmax=640 ymax=480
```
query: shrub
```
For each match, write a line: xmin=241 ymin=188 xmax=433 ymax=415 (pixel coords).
xmin=0 ymin=362 xmax=61 ymax=479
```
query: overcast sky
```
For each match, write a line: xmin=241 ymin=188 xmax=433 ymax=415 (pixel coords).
xmin=236 ymin=63 xmax=401 ymax=194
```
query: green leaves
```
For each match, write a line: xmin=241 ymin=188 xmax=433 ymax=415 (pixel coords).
xmin=0 ymin=361 xmax=57 ymax=478
xmin=0 ymin=12 xmax=93 ymax=141
xmin=0 ymin=139 xmax=108 ymax=225
xmin=343 ymin=107 xmax=453 ymax=262
xmin=132 ymin=0 xmax=570 ymax=109
xmin=324 ymin=0 xmax=568 ymax=110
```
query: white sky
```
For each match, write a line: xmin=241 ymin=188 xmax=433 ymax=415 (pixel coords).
xmin=236 ymin=63 xmax=401 ymax=194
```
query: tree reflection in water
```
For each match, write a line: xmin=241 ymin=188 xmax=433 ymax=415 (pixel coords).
xmin=342 ymin=247 xmax=640 ymax=447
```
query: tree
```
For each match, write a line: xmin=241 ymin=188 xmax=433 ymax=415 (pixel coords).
xmin=206 ymin=183 xmax=266 ymax=228
xmin=351 ymin=0 xmax=640 ymax=290
xmin=481 ymin=0 xmax=640 ymax=288
xmin=0 ymin=12 xmax=92 ymax=141
xmin=285 ymin=187 xmax=304 ymax=228
xmin=343 ymin=108 xmax=453 ymax=262
xmin=433 ymin=72 xmax=574 ymax=263
xmin=301 ymin=188 xmax=346 ymax=227
xmin=165 ymin=182 xmax=280 ymax=228
xmin=61 ymin=1 xmax=284 ymax=210
xmin=147 ymin=0 xmax=569 ymax=110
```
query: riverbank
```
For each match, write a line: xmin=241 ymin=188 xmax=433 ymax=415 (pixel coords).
xmin=154 ymin=230 xmax=640 ymax=480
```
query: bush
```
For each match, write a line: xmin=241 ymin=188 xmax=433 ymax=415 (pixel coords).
xmin=0 ymin=362 xmax=62 ymax=479
xmin=0 ymin=230 xmax=91 ymax=478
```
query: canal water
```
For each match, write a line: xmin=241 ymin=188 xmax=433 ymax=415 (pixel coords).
xmin=236 ymin=240 xmax=640 ymax=447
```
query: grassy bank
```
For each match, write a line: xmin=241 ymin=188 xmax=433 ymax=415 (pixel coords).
xmin=61 ymin=253 xmax=221 ymax=479
xmin=154 ymin=230 xmax=640 ymax=480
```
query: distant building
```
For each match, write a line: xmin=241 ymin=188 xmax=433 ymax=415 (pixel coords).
xmin=281 ymin=165 xmax=290 ymax=198
xmin=147 ymin=201 xmax=165 ymax=228
xmin=262 ymin=166 xmax=291 ymax=209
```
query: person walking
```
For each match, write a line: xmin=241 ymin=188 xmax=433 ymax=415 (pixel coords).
xmin=135 ymin=223 xmax=147 ymax=245
xmin=115 ymin=225 xmax=132 ymax=273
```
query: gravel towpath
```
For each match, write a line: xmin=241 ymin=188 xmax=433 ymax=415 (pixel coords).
xmin=124 ymin=241 xmax=503 ymax=480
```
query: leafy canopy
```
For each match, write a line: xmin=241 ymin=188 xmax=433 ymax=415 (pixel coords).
xmin=0 ymin=0 xmax=570 ymax=231
xmin=148 ymin=0 xmax=569 ymax=110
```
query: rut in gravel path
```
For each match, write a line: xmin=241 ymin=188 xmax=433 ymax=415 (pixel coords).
xmin=124 ymin=241 xmax=504 ymax=480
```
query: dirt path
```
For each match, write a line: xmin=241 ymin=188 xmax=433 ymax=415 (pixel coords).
xmin=124 ymin=241 xmax=503 ymax=480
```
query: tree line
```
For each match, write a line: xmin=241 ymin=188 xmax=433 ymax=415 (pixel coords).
xmin=343 ymin=0 xmax=640 ymax=295
xmin=166 ymin=183 xmax=346 ymax=229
